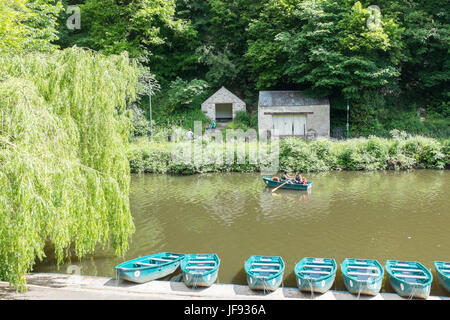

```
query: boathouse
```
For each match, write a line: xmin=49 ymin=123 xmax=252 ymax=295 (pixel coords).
xmin=257 ymin=91 xmax=330 ymax=139
xmin=201 ymin=87 xmax=246 ymax=122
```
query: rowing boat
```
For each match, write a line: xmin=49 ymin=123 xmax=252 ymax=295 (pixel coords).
xmin=434 ymin=261 xmax=450 ymax=292
xmin=181 ymin=253 xmax=220 ymax=287
xmin=294 ymin=257 xmax=337 ymax=294
xmin=385 ymin=260 xmax=433 ymax=299
xmin=341 ymin=258 xmax=384 ymax=296
xmin=245 ymin=255 xmax=285 ymax=291
xmin=263 ymin=177 xmax=312 ymax=190
xmin=115 ymin=252 xmax=185 ymax=283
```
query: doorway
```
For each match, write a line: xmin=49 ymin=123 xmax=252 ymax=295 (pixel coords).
xmin=215 ymin=103 xmax=233 ymax=122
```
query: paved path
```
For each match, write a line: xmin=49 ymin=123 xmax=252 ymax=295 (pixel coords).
xmin=1 ymin=273 xmax=449 ymax=300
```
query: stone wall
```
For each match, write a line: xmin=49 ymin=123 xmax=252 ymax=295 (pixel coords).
xmin=258 ymin=104 xmax=330 ymax=138
xmin=201 ymin=87 xmax=246 ymax=120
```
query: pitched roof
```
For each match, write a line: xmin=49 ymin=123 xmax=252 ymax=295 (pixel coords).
xmin=258 ymin=91 xmax=329 ymax=107
xmin=202 ymin=86 xmax=245 ymax=105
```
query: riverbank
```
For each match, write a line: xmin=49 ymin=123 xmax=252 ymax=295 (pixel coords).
xmin=128 ymin=134 xmax=449 ymax=175
xmin=1 ymin=273 xmax=449 ymax=300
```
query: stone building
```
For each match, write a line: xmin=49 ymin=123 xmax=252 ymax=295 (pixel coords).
xmin=201 ymin=87 xmax=246 ymax=122
xmin=258 ymin=91 xmax=330 ymax=139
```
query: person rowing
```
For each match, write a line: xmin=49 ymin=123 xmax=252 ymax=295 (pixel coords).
xmin=281 ymin=170 xmax=294 ymax=184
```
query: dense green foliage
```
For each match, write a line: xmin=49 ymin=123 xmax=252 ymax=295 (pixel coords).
xmin=0 ymin=48 xmax=140 ymax=290
xmin=128 ymin=133 xmax=449 ymax=175
xmin=55 ymin=0 xmax=448 ymax=137
xmin=56 ymin=0 xmax=186 ymax=57
xmin=0 ymin=0 xmax=63 ymax=54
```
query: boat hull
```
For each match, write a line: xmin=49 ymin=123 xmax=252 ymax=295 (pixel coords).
xmin=295 ymin=258 xmax=337 ymax=294
xmin=263 ymin=177 xmax=312 ymax=190
xmin=247 ymin=274 xmax=283 ymax=291
xmin=183 ymin=270 xmax=218 ymax=287
xmin=117 ymin=263 xmax=180 ymax=284
xmin=386 ymin=260 xmax=433 ymax=299
xmin=434 ymin=261 xmax=450 ymax=292
xmin=342 ymin=275 xmax=382 ymax=296
xmin=388 ymin=276 xmax=431 ymax=299
xmin=341 ymin=258 xmax=384 ymax=296
xmin=115 ymin=252 xmax=184 ymax=284
xmin=245 ymin=256 xmax=285 ymax=291
xmin=181 ymin=253 xmax=220 ymax=288
xmin=297 ymin=274 xmax=336 ymax=294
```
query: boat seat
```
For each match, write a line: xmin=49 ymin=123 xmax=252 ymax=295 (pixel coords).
xmin=304 ymin=264 xmax=333 ymax=269
xmin=347 ymin=272 xmax=379 ymax=277
xmin=186 ymin=266 xmax=215 ymax=270
xmin=252 ymin=263 xmax=280 ymax=267
xmin=135 ymin=262 xmax=158 ymax=266
xmin=348 ymin=266 xmax=378 ymax=270
xmin=149 ymin=258 xmax=173 ymax=262
xmin=188 ymin=260 xmax=216 ymax=264
xmin=394 ymin=274 xmax=428 ymax=279
xmin=395 ymin=263 xmax=412 ymax=267
xmin=391 ymin=268 xmax=424 ymax=273
xmin=299 ymin=270 xmax=329 ymax=275
xmin=312 ymin=259 xmax=325 ymax=263
xmin=259 ymin=258 xmax=275 ymax=262
xmin=249 ymin=269 xmax=279 ymax=273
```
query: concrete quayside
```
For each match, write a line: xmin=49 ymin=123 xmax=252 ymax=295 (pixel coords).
xmin=0 ymin=273 xmax=449 ymax=300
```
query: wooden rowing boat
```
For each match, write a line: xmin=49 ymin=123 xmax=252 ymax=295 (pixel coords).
xmin=341 ymin=258 xmax=384 ymax=296
xmin=263 ymin=177 xmax=312 ymax=190
xmin=434 ymin=261 xmax=450 ymax=292
xmin=245 ymin=255 xmax=285 ymax=291
xmin=115 ymin=252 xmax=185 ymax=283
xmin=181 ymin=253 xmax=220 ymax=287
xmin=294 ymin=257 xmax=337 ymax=294
xmin=385 ymin=260 xmax=433 ymax=299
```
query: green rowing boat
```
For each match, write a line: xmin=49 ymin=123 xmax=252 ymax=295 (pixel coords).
xmin=263 ymin=177 xmax=312 ymax=190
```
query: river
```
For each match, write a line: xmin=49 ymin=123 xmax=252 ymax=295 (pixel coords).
xmin=34 ymin=170 xmax=450 ymax=296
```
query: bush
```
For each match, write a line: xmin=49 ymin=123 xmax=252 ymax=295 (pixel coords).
xmin=130 ymin=104 xmax=151 ymax=137
xmin=234 ymin=111 xmax=258 ymax=129
xmin=127 ymin=133 xmax=449 ymax=174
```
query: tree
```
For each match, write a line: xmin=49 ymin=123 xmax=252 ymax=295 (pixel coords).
xmin=0 ymin=47 xmax=140 ymax=290
xmin=0 ymin=0 xmax=63 ymax=54
xmin=67 ymin=0 xmax=187 ymax=58
xmin=245 ymin=0 xmax=299 ymax=89
xmin=275 ymin=0 xmax=403 ymax=99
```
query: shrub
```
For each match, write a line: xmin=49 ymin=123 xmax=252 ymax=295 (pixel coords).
xmin=127 ymin=134 xmax=449 ymax=175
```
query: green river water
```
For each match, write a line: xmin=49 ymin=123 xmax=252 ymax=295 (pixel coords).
xmin=34 ymin=170 xmax=450 ymax=296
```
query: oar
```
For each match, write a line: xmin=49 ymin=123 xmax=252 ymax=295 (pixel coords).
xmin=271 ymin=180 xmax=291 ymax=193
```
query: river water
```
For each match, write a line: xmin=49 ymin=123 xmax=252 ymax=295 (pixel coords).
xmin=34 ymin=170 xmax=450 ymax=296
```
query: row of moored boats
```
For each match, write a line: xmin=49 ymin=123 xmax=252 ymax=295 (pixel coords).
xmin=115 ymin=253 xmax=450 ymax=299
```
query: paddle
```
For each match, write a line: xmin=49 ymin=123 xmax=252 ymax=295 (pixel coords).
xmin=271 ymin=179 xmax=291 ymax=193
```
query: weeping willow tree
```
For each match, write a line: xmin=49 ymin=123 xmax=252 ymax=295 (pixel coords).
xmin=0 ymin=47 xmax=140 ymax=290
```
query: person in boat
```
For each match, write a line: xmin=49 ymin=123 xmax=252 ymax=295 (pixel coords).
xmin=281 ymin=170 xmax=294 ymax=183
xmin=301 ymin=176 xmax=308 ymax=185
xmin=294 ymin=172 xmax=303 ymax=184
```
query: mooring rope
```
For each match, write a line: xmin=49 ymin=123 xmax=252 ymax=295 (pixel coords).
xmin=407 ymin=283 xmax=418 ymax=300
xmin=307 ymin=278 xmax=315 ymax=299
